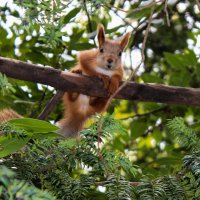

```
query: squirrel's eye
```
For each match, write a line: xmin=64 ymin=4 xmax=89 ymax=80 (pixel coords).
xmin=100 ymin=48 xmax=104 ymax=53
xmin=118 ymin=51 xmax=122 ymax=56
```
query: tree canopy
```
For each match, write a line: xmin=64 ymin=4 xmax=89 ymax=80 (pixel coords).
xmin=0 ymin=0 xmax=200 ymax=199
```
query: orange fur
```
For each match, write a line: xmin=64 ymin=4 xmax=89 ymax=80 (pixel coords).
xmin=58 ymin=25 xmax=130 ymax=137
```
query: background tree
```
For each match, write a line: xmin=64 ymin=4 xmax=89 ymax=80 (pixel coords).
xmin=0 ymin=0 xmax=200 ymax=199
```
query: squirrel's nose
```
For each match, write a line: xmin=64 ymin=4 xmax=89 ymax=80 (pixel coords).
xmin=107 ymin=58 xmax=113 ymax=63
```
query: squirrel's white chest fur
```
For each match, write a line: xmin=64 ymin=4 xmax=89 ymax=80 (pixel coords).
xmin=78 ymin=66 xmax=113 ymax=113
xmin=95 ymin=67 xmax=114 ymax=77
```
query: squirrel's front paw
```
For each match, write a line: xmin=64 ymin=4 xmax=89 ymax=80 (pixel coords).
xmin=71 ymin=69 xmax=82 ymax=74
xmin=108 ymin=84 xmax=118 ymax=95
xmin=98 ymin=74 xmax=110 ymax=89
xmin=68 ymin=92 xmax=79 ymax=101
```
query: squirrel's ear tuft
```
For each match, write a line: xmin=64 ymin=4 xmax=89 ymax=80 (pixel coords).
xmin=120 ymin=32 xmax=131 ymax=50
xmin=97 ymin=24 xmax=105 ymax=47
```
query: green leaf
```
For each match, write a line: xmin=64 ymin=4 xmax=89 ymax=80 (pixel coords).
xmin=152 ymin=127 xmax=162 ymax=142
xmin=63 ymin=8 xmax=80 ymax=24
xmin=128 ymin=8 xmax=150 ymax=19
xmin=127 ymin=7 xmax=151 ymax=19
xmin=34 ymin=132 xmax=63 ymax=139
xmin=0 ymin=118 xmax=60 ymax=158
xmin=8 ymin=118 xmax=59 ymax=133
xmin=127 ymin=4 xmax=163 ymax=20
xmin=62 ymin=60 xmax=76 ymax=69
xmin=106 ymin=25 xmax=125 ymax=34
xmin=195 ymin=63 xmax=200 ymax=81
xmin=25 ymin=51 xmax=48 ymax=65
xmin=164 ymin=52 xmax=184 ymax=69
xmin=68 ymin=43 xmax=95 ymax=50
xmin=182 ymin=50 xmax=197 ymax=66
xmin=131 ymin=120 xmax=148 ymax=139
xmin=112 ymin=138 xmax=125 ymax=152
xmin=142 ymin=73 xmax=164 ymax=83
xmin=59 ymin=139 xmax=77 ymax=149
xmin=70 ymin=30 xmax=84 ymax=43
xmin=32 ymin=46 xmax=53 ymax=53
xmin=0 ymin=27 xmax=7 ymax=39
xmin=156 ymin=157 xmax=182 ymax=165
xmin=169 ymin=70 xmax=191 ymax=86
xmin=165 ymin=50 xmax=197 ymax=70
xmin=0 ymin=135 xmax=30 ymax=158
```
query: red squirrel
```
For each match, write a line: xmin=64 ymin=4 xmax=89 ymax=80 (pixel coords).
xmin=58 ymin=25 xmax=130 ymax=137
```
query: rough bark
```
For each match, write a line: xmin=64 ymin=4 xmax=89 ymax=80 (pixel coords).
xmin=1 ymin=56 xmax=200 ymax=106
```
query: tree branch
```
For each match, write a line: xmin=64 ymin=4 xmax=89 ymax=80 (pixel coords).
xmin=95 ymin=181 xmax=141 ymax=187
xmin=38 ymin=90 xmax=64 ymax=120
xmin=1 ymin=56 xmax=200 ymax=106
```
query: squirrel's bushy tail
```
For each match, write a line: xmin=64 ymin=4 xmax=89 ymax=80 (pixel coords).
xmin=0 ymin=108 xmax=22 ymax=123
xmin=58 ymin=114 xmax=86 ymax=138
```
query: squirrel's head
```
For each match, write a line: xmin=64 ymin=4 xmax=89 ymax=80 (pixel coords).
xmin=96 ymin=24 xmax=131 ymax=70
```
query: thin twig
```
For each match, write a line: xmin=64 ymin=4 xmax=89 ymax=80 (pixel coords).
xmin=97 ymin=5 xmax=155 ymax=157
xmin=83 ymin=0 xmax=93 ymax=33
xmin=109 ymin=6 xmax=135 ymax=29
xmin=102 ymin=5 xmax=155 ymax=114
xmin=97 ymin=124 xmax=102 ymax=159
xmin=37 ymin=87 xmax=48 ymax=111
xmin=103 ymin=3 xmax=128 ymax=13
xmin=95 ymin=181 xmax=141 ymax=186
xmin=82 ymin=0 xmax=96 ymax=46
xmin=128 ymin=0 xmax=160 ymax=13
xmin=119 ymin=106 xmax=168 ymax=120
xmin=164 ymin=0 xmax=170 ymax=27
xmin=52 ymin=0 xmax=57 ymax=24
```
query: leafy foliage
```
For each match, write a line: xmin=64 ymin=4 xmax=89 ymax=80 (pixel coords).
xmin=105 ymin=174 xmax=135 ymax=200
xmin=0 ymin=118 xmax=60 ymax=158
xmin=167 ymin=117 xmax=200 ymax=151
xmin=0 ymin=165 xmax=55 ymax=199
xmin=0 ymin=116 xmax=199 ymax=199
xmin=0 ymin=73 xmax=14 ymax=95
xmin=183 ymin=152 xmax=200 ymax=185
xmin=136 ymin=179 xmax=166 ymax=199
xmin=167 ymin=118 xmax=200 ymax=199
